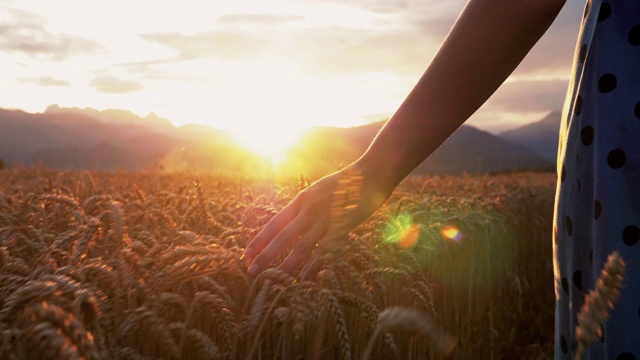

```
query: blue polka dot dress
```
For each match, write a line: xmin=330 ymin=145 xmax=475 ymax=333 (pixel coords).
xmin=554 ymin=1 xmax=640 ymax=359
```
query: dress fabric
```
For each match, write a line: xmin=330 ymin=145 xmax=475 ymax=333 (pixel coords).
xmin=554 ymin=0 xmax=640 ymax=359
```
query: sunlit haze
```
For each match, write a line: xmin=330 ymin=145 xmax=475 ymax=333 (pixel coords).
xmin=230 ymin=122 xmax=307 ymax=165
xmin=1 ymin=0 xmax=584 ymax=153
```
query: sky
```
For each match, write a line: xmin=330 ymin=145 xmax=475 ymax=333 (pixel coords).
xmin=1 ymin=0 xmax=585 ymax=143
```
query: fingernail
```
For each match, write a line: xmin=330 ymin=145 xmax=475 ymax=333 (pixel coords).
xmin=247 ymin=264 xmax=259 ymax=276
xmin=243 ymin=247 xmax=254 ymax=259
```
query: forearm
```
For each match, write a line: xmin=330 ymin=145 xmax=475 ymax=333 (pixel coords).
xmin=356 ymin=0 xmax=565 ymax=184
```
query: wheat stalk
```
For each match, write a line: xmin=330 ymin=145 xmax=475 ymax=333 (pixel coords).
xmin=71 ymin=218 xmax=101 ymax=265
xmin=118 ymin=346 xmax=155 ymax=360
xmin=334 ymin=291 xmax=379 ymax=327
xmin=160 ymin=252 xmax=236 ymax=285
xmin=22 ymin=301 xmax=99 ymax=359
xmin=156 ymin=293 xmax=189 ymax=322
xmin=182 ymin=291 xmax=237 ymax=358
xmin=260 ymin=268 xmax=296 ymax=286
xmin=574 ymin=252 xmax=626 ymax=360
xmin=320 ymin=289 xmax=352 ymax=360
xmin=117 ymin=306 xmax=180 ymax=359
xmin=183 ymin=328 xmax=219 ymax=360
xmin=363 ymin=307 xmax=456 ymax=360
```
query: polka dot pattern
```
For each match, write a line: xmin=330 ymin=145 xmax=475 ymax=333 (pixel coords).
xmin=598 ymin=73 xmax=617 ymax=93
xmin=617 ymin=353 xmax=637 ymax=360
xmin=561 ymin=335 xmax=568 ymax=354
xmin=573 ymin=270 xmax=583 ymax=290
xmin=565 ymin=216 xmax=573 ymax=236
xmin=581 ymin=125 xmax=593 ymax=145
xmin=575 ymin=95 xmax=584 ymax=115
xmin=554 ymin=1 xmax=640 ymax=358
xmin=622 ymin=225 xmax=639 ymax=246
xmin=579 ymin=44 xmax=588 ymax=63
xmin=598 ymin=3 xmax=612 ymax=22
xmin=630 ymin=25 xmax=640 ymax=46
xmin=607 ymin=148 xmax=626 ymax=169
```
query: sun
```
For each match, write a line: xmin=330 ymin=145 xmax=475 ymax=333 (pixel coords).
xmin=229 ymin=125 xmax=307 ymax=165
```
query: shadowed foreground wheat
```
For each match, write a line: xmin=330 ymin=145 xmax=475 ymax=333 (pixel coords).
xmin=363 ymin=307 xmax=456 ymax=360
xmin=0 ymin=167 xmax=556 ymax=359
xmin=574 ymin=252 xmax=626 ymax=360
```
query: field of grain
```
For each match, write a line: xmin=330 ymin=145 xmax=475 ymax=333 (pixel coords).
xmin=0 ymin=167 xmax=557 ymax=359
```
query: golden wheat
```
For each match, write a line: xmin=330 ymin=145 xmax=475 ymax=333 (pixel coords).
xmin=0 ymin=168 xmax=558 ymax=359
xmin=574 ymin=252 xmax=626 ymax=360
xmin=364 ymin=306 xmax=456 ymax=360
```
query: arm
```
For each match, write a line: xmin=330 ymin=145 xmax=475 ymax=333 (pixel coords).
xmin=362 ymin=0 xmax=566 ymax=185
xmin=244 ymin=0 xmax=566 ymax=276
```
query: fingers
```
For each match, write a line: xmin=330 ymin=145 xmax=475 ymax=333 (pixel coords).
xmin=246 ymin=214 xmax=308 ymax=276
xmin=278 ymin=225 xmax=326 ymax=274
xmin=298 ymin=233 xmax=348 ymax=280
xmin=243 ymin=201 xmax=299 ymax=261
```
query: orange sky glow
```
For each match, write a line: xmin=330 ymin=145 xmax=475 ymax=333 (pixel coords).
xmin=1 ymin=0 xmax=584 ymax=155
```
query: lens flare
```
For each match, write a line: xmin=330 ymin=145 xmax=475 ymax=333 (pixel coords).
xmin=383 ymin=213 xmax=421 ymax=249
xmin=440 ymin=225 xmax=463 ymax=242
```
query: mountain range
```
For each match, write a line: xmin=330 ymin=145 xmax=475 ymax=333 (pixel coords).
xmin=0 ymin=105 xmax=560 ymax=177
xmin=498 ymin=111 xmax=561 ymax=162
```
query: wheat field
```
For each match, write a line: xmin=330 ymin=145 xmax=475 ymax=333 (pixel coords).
xmin=0 ymin=166 xmax=556 ymax=359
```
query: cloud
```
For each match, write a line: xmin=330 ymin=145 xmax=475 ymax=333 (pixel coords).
xmin=140 ymin=30 xmax=272 ymax=61
xmin=512 ymin=2 xmax=585 ymax=77
xmin=286 ymin=25 xmax=435 ymax=77
xmin=20 ymin=76 xmax=70 ymax=87
xmin=297 ymin=0 xmax=415 ymax=14
xmin=294 ymin=0 xmax=584 ymax=78
xmin=273 ymin=1 xmax=459 ymax=77
xmin=137 ymin=4 xmax=442 ymax=76
xmin=116 ymin=59 xmax=182 ymax=82
xmin=135 ymin=1 xmax=584 ymax=84
xmin=216 ymin=13 xmax=305 ymax=26
xmin=89 ymin=73 xmax=144 ymax=94
xmin=0 ymin=7 xmax=101 ymax=60
xmin=487 ymin=79 xmax=569 ymax=113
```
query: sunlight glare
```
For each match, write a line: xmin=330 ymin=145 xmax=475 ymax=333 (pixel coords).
xmin=230 ymin=125 xmax=306 ymax=165
xmin=383 ymin=213 xmax=421 ymax=249
xmin=440 ymin=225 xmax=463 ymax=243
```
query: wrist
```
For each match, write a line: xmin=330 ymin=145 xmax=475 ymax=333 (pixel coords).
xmin=350 ymin=155 xmax=402 ymax=199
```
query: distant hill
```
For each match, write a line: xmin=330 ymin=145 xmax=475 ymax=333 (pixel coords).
xmin=289 ymin=122 xmax=553 ymax=177
xmin=0 ymin=107 xmax=181 ymax=165
xmin=0 ymin=106 xmax=554 ymax=176
xmin=0 ymin=106 xmax=253 ymax=173
xmin=415 ymin=125 xmax=553 ymax=175
xmin=499 ymin=111 xmax=561 ymax=162
xmin=44 ymin=104 xmax=176 ymax=134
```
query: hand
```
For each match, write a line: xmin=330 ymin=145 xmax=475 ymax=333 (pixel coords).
xmin=243 ymin=163 xmax=395 ymax=277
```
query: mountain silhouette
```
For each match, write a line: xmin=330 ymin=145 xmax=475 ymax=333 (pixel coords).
xmin=289 ymin=122 xmax=553 ymax=177
xmin=499 ymin=111 xmax=561 ymax=162
xmin=0 ymin=106 xmax=553 ymax=176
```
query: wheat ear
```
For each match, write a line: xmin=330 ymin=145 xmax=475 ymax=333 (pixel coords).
xmin=574 ymin=252 xmax=626 ymax=360
xmin=363 ymin=307 xmax=456 ymax=360
xmin=320 ymin=289 xmax=352 ymax=360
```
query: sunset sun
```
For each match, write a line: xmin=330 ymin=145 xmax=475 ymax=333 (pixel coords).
xmin=229 ymin=124 xmax=307 ymax=165
xmin=0 ymin=0 xmax=582 ymax=178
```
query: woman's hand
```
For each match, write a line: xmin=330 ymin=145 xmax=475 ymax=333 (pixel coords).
xmin=243 ymin=0 xmax=565 ymax=278
xmin=243 ymin=163 xmax=395 ymax=277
